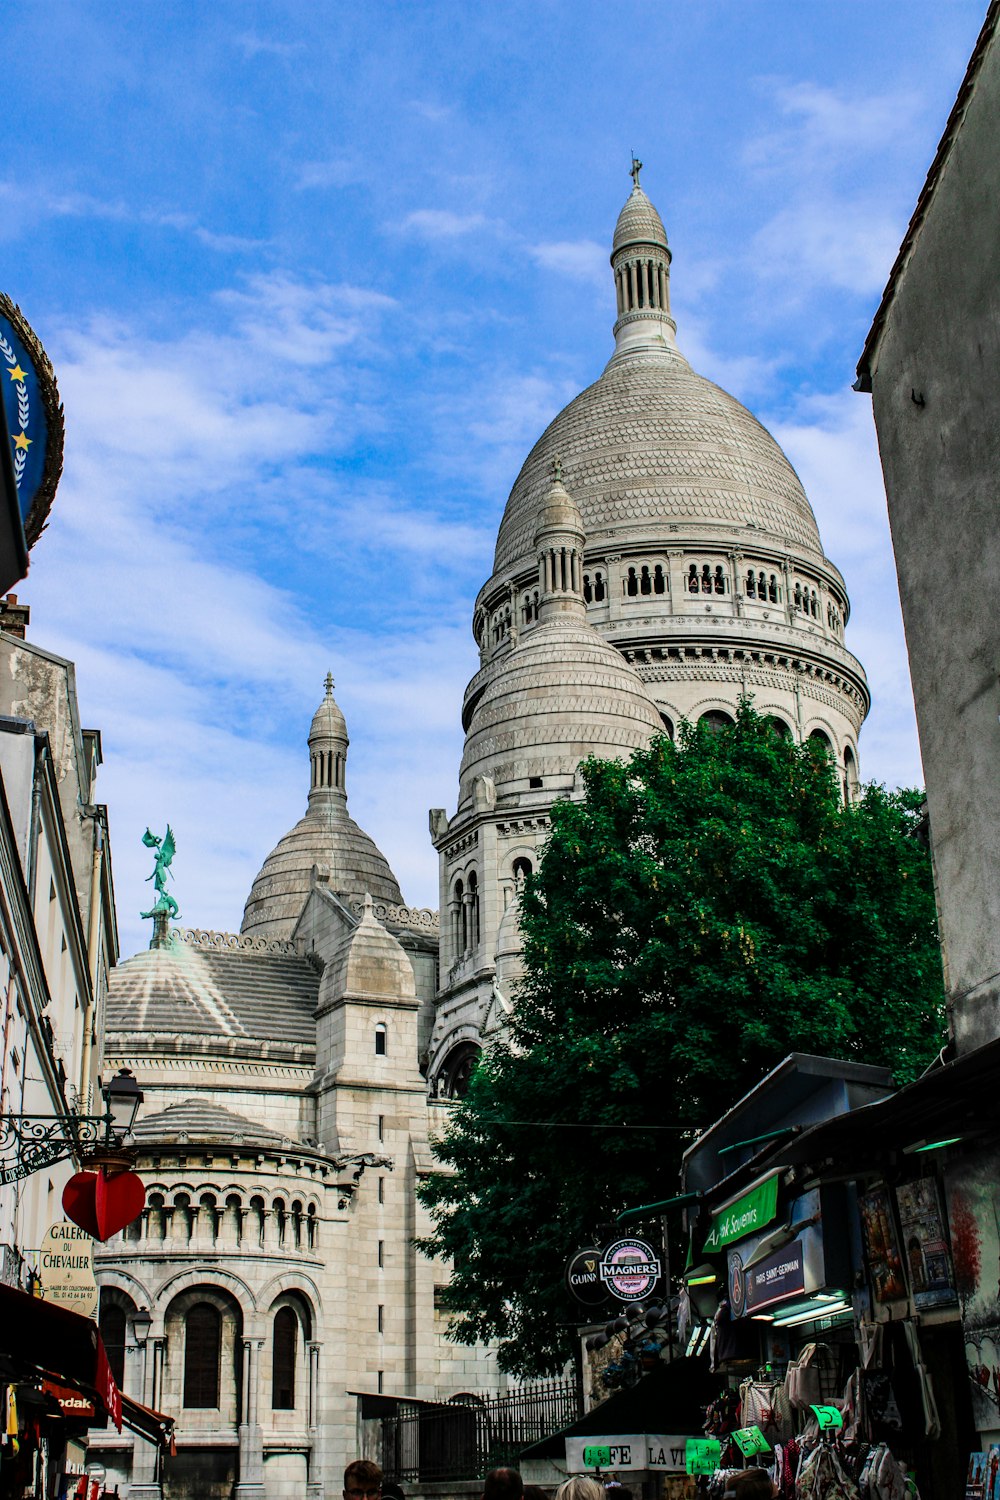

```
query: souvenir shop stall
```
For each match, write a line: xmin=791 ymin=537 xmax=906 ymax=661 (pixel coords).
xmin=0 ymin=1282 xmax=174 ymax=1500
xmin=674 ymin=1052 xmax=977 ymax=1499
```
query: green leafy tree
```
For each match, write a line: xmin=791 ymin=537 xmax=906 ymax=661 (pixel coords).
xmin=418 ymin=703 xmax=945 ymax=1375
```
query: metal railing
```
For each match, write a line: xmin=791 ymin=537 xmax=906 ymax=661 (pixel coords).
xmin=380 ymin=1379 xmax=581 ymax=1484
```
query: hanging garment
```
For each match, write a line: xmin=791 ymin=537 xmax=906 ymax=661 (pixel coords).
xmin=899 ymin=1321 xmax=940 ymax=1440
xmin=741 ymin=1377 xmax=795 ymax=1442
xmin=786 ymin=1343 xmax=833 ymax=1409
xmin=796 ymin=1443 xmax=861 ymax=1499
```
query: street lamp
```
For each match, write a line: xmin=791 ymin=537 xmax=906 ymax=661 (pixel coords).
xmin=132 ymin=1308 xmax=152 ymax=1346
xmin=103 ymin=1068 xmax=143 ymax=1141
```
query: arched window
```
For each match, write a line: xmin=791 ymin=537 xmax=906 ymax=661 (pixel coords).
xmin=844 ymin=746 xmax=860 ymax=804
xmin=184 ymin=1302 xmax=221 ymax=1408
xmin=745 ymin=569 xmax=757 ymax=599
xmin=250 ymin=1195 xmax=266 ymax=1247
xmin=640 ymin=565 xmax=652 ymax=596
xmin=512 ymin=856 xmax=532 ymax=885
xmin=291 ymin=1201 xmax=303 ymax=1249
xmin=700 ymin=710 xmax=735 ymax=736
xmin=583 ymin=573 xmax=593 ymax=604
xmin=99 ymin=1301 xmax=127 ymax=1391
xmin=274 ymin=1198 xmax=287 ymax=1247
xmin=593 ymin=571 xmax=606 ymax=602
xmin=768 ymin=574 xmax=779 ymax=603
xmin=625 ymin=567 xmax=639 ymax=598
xmin=659 ymin=713 xmax=675 ymax=740
xmin=767 ymin=716 xmax=791 ymax=739
xmin=794 ymin=582 xmax=803 ymax=610
xmin=467 ymin=871 xmax=480 ymax=948
xmin=307 ymin=1203 xmax=318 ymax=1249
xmin=809 ymin=729 xmax=833 ymax=757
xmin=452 ymin=878 xmax=464 ymax=954
xmin=375 ymin=1023 xmax=387 ymax=1056
xmin=653 ymin=565 xmax=666 ymax=595
xmin=272 ymin=1307 xmax=297 ymax=1410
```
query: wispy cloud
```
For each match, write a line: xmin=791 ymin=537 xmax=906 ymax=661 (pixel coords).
xmin=397 ymin=208 xmax=492 ymax=240
xmin=527 ymin=238 xmax=606 ymax=285
xmin=236 ymin=31 xmax=305 ymax=61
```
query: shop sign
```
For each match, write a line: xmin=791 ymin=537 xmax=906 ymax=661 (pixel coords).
xmin=567 ymin=1436 xmax=691 ymax=1472
xmin=703 ymin=1173 xmax=779 ymax=1253
xmin=42 ymin=1380 xmax=96 ymax=1422
xmin=598 ymin=1237 xmax=661 ymax=1302
xmin=733 ymin=1426 xmax=771 ymax=1457
xmin=685 ymin=1438 xmax=721 ymax=1475
xmin=0 ymin=293 xmax=64 ymax=548
xmin=810 ymin=1406 xmax=844 ymax=1431
xmin=38 ymin=1222 xmax=98 ymax=1319
xmin=565 ymin=1246 xmax=607 ymax=1307
xmin=730 ymin=1239 xmax=806 ymax=1317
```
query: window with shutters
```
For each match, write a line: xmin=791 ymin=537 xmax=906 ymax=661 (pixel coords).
xmin=184 ymin=1302 xmax=221 ymax=1408
xmin=272 ymin=1306 xmax=297 ymax=1410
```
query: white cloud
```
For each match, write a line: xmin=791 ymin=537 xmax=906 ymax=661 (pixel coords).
xmin=769 ymin=391 xmax=923 ymax=791
xmin=528 ymin=239 xmax=606 ymax=285
xmin=398 ymin=209 xmax=491 ymax=240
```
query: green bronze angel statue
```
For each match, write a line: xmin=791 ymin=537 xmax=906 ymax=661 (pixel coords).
xmin=140 ymin=825 xmax=179 ymax=921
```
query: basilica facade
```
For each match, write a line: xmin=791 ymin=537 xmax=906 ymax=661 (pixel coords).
xmin=91 ymin=172 xmax=868 ymax=1500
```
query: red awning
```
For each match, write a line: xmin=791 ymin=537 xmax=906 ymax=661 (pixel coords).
xmin=0 ymin=1282 xmax=121 ymax=1431
xmin=120 ymin=1393 xmax=176 ymax=1453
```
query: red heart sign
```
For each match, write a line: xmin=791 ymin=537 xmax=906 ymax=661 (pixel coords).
xmin=63 ymin=1169 xmax=146 ymax=1241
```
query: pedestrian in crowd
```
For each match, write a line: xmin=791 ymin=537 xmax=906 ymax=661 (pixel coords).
xmin=483 ymin=1468 xmax=524 ymax=1500
xmin=344 ymin=1460 xmax=384 ymax=1500
xmin=724 ymin=1471 xmax=778 ymax=1500
xmin=382 ymin=1484 xmax=405 ymax=1500
xmin=555 ymin=1479 xmax=605 ymax=1500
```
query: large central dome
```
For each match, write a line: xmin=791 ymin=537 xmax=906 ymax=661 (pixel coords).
xmin=493 ymin=353 xmax=823 ymax=573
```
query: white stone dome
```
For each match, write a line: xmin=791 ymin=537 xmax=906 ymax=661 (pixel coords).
xmin=492 ymin=350 xmax=823 ymax=575
xmin=459 ymin=616 xmax=662 ymax=805
xmin=242 ymin=678 xmax=403 ymax=939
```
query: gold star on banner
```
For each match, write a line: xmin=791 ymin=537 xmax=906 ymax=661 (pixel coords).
xmin=6 ymin=365 xmax=26 ymax=383
xmin=12 ymin=431 xmax=32 ymax=451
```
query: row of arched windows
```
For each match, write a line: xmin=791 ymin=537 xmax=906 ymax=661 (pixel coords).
xmin=99 ymin=1295 xmax=310 ymax=1413
xmin=691 ymin=563 xmax=728 ymax=596
xmin=127 ymin=1192 xmax=319 ymax=1250
xmin=582 ymin=571 xmax=607 ymax=603
xmin=491 ymin=604 xmax=512 ymax=644
xmin=626 ymin=563 xmax=667 ymax=597
xmin=794 ymin=581 xmax=820 ymax=618
xmin=746 ymin=569 xmax=780 ymax=602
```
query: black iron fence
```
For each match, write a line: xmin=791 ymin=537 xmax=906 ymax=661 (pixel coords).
xmin=380 ymin=1379 xmax=581 ymax=1484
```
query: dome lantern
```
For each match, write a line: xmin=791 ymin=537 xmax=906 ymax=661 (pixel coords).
xmin=533 ymin=458 xmax=587 ymax=623
xmin=309 ymin=670 xmax=349 ymax=806
xmin=610 ymin=158 xmax=677 ymax=357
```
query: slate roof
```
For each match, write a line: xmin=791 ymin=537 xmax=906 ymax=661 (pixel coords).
xmin=133 ymin=1097 xmax=295 ymax=1149
xmin=106 ymin=933 xmax=319 ymax=1051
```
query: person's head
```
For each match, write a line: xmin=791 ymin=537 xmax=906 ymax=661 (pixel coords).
xmin=344 ymin=1461 xmax=383 ymax=1500
xmin=555 ymin=1480 xmax=605 ymax=1500
xmin=483 ymin=1470 xmax=524 ymax=1500
xmin=523 ymin=1487 xmax=548 ymax=1500
xmin=382 ymin=1485 xmax=405 ymax=1500
xmin=725 ymin=1472 xmax=777 ymax=1500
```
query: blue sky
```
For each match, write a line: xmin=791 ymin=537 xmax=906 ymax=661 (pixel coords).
xmin=4 ymin=1 xmax=987 ymax=956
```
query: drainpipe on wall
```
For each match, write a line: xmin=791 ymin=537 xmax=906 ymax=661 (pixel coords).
xmin=78 ymin=815 xmax=105 ymax=1113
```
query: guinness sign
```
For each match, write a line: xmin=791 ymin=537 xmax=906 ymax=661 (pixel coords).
xmin=565 ymin=1245 xmax=607 ymax=1308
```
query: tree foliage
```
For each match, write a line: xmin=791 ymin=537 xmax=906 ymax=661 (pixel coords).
xmin=418 ymin=704 xmax=945 ymax=1375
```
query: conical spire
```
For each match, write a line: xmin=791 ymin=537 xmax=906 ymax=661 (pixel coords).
xmin=308 ymin=671 xmax=349 ymax=806
xmin=533 ymin=458 xmax=587 ymax=622
xmin=610 ymin=159 xmax=677 ymax=358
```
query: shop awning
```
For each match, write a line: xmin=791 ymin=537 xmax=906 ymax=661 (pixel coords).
xmin=518 ymin=1357 xmax=716 ymax=1461
xmin=0 ymin=1282 xmax=121 ymax=1431
xmin=120 ymin=1394 xmax=176 ymax=1453
xmin=756 ymin=1034 xmax=1000 ymax=1176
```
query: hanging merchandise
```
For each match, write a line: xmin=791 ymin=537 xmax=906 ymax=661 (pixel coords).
xmin=898 ymin=1322 xmax=940 ymax=1441
xmin=786 ymin=1344 xmax=837 ymax=1410
xmin=740 ymin=1373 xmax=794 ymax=1444
xmin=857 ymin=1442 xmax=910 ymax=1500
xmin=796 ymin=1443 xmax=860 ymax=1500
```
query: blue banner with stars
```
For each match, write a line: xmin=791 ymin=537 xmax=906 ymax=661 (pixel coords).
xmin=0 ymin=295 xmax=64 ymax=548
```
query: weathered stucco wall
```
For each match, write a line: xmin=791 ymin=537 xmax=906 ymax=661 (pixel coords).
xmin=866 ymin=20 xmax=1000 ymax=1051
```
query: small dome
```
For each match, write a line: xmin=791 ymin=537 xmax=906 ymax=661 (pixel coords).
xmin=310 ymin=672 xmax=347 ymax=743
xmin=612 ymin=185 xmax=669 ymax=256
xmin=459 ymin=617 xmax=661 ymax=802
xmin=241 ymin=678 xmax=404 ymax=939
xmin=535 ymin=471 xmax=585 ymax=541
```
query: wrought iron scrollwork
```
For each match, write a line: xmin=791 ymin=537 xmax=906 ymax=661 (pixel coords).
xmin=0 ymin=1112 xmax=110 ymax=1186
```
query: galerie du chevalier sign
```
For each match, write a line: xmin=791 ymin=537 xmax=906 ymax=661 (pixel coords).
xmin=38 ymin=1220 xmax=98 ymax=1318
